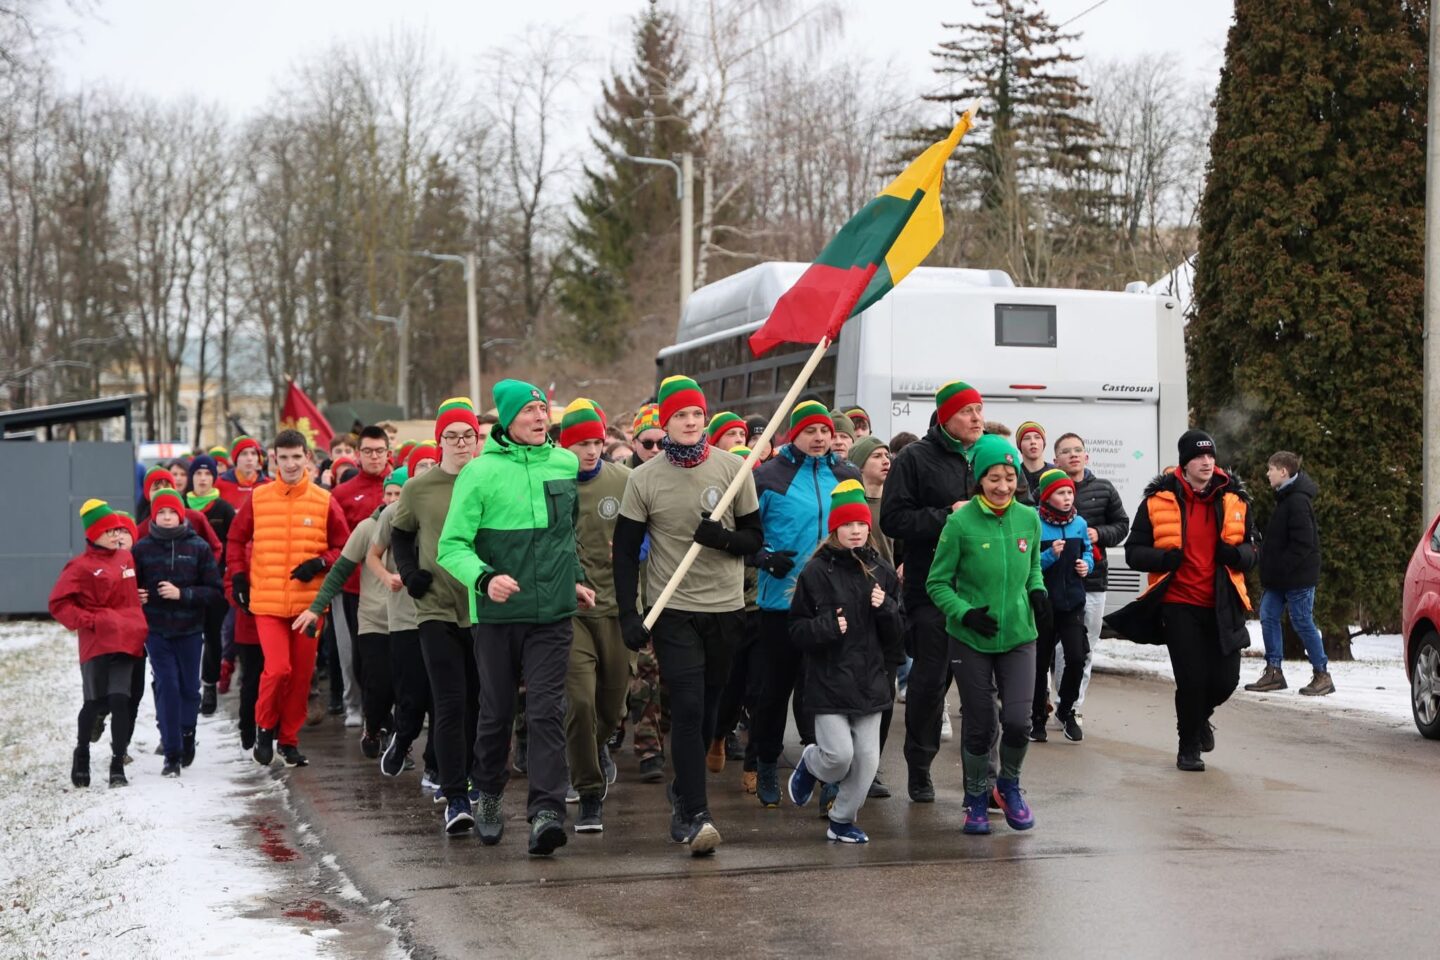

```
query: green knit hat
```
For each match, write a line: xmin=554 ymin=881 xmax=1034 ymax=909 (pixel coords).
xmin=80 ymin=498 xmax=126 ymax=541
xmin=971 ymin=433 xmax=1021 ymax=479
xmin=935 ymin=380 xmax=983 ymax=424
xmin=788 ymin=400 xmax=834 ymax=442
xmin=828 ymin=478 xmax=871 ymax=533
xmin=829 ymin=409 xmax=856 ymax=439
xmin=657 ymin=375 xmax=706 ymax=426
xmin=491 ymin=379 xmax=547 ymax=431
xmin=385 ymin=465 xmax=409 ymax=489
xmin=707 ymin=411 xmax=746 ymax=446
xmin=848 ymin=435 xmax=889 ymax=470
xmin=560 ymin=398 xmax=607 ymax=448
xmin=1035 ymin=467 xmax=1074 ymax=503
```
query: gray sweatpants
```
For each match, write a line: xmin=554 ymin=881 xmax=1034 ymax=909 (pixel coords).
xmin=802 ymin=712 xmax=882 ymax=825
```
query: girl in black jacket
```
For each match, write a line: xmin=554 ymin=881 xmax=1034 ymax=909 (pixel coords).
xmin=787 ymin=480 xmax=905 ymax=843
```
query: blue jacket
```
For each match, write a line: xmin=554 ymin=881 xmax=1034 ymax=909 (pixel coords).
xmin=133 ymin=523 xmax=224 ymax=637
xmin=753 ymin=444 xmax=861 ymax=611
xmin=1039 ymin=513 xmax=1094 ymax=613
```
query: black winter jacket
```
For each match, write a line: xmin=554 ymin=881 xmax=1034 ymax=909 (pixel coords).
xmin=133 ymin=523 xmax=224 ymax=637
xmin=1074 ymin=470 xmax=1130 ymax=592
xmin=1259 ymin=472 xmax=1320 ymax=591
xmin=789 ymin=543 xmax=905 ymax=717
xmin=879 ymin=417 xmax=974 ymax=606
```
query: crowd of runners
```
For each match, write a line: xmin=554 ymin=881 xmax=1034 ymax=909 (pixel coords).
xmin=50 ymin=371 xmax=1332 ymax=856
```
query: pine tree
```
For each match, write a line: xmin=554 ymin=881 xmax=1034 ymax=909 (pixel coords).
xmin=555 ymin=0 xmax=697 ymax=363
xmin=1191 ymin=0 xmax=1427 ymax=657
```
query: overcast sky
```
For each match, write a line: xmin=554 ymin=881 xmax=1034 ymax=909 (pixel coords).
xmin=51 ymin=0 xmax=1235 ymax=119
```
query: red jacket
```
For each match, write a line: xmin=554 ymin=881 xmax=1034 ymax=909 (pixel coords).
xmin=216 ymin=469 xmax=269 ymax=510
xmin=138 ymin=508 xmax=223 ymax=562
xmin=48 ymin=544 xmax=149 ymax=663
xmin=330 ymin=468 xmax=389 ymax=594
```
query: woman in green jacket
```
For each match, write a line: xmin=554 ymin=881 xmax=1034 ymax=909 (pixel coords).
xmin=926 ymin=434 xmax=1050 ymax=835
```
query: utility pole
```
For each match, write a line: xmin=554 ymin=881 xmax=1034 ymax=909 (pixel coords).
xmin=617 ymin=151 xmax=695 ymax=316
xmin=1426 ymin=0 xmax=1440 ymax=528
xmin=413 ymin=251 xmax=481 ymax=408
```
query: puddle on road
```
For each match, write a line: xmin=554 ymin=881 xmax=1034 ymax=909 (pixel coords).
xmin=283 ymin=898 xmax=349 ymax=924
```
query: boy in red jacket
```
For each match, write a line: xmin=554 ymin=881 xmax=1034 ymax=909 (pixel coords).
xmin=49 ymin=499 xmax=149 ymax=789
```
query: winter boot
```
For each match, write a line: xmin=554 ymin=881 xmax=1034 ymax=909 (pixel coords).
xmin=756 ymin=760 xmax=781 ymax=808
xmin=1244 ymin=664 xmax=1287 ymax=693
xmin=528 ymin=810 xmax=567 ymax=856
xmin=1299 ymin=671 xmax=1335 ymax=696
xmin=200 ymin=683 xmax=217 ymax=716
xmin=867 ymin=775 xmax=891 ymax=799
xmin=162 ymin=757 xmax=182 ymax=777
xmin=1176 ymin=741 xmax=1205 ymax=772
xmin=1198 ymin=721 xmax=1215 ymax=753
xmin=962 ymin=791 xmax=990 ymax=835
xmin=71 ymin=746 xmax=90 ymax=788
xmin=108 ymin=754 xmax=127 ymax=788
xmin=706 ymin=738 xmax=726 ymax=774
xmin=181 ymin=729 xmax=197 ymax=767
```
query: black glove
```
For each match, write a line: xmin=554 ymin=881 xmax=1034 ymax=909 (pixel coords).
xmin=961 ymin=605 xmax=998 ymax=638
xmin=1216 ymin=542 xmax=1243 ymax=570
xmin=693 ymin=512 xmax=734 ymax=552
xmin=621 ymin=612 xmax=651 ymax=652
xmin=1029 ymin=589 xmax=1053 ymax=638
xmin=231 ymin=572 xmax=250 ymax=612
xmin=758 ymin=549 xmax=797 ymax=579
xmin=1160 ymin=549 xmax=1185 ymax=572
xmin=404 ymin=569 xmax=433 ymax=599
xmin=290 ymin=557 xmax=327 ymax=582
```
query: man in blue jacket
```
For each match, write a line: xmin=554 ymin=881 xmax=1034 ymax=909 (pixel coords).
xmin=749 ymin=400 xmax=862 ymax=806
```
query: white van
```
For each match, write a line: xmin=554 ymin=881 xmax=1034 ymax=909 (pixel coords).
xmin=656 ymin=261 xmax=1189 ymax=612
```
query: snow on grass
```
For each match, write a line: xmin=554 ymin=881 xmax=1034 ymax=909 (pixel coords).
xmin=1093 ymin=621 xmax=1413 ymax=730
xmin=0 ymin=621 xmax=328 ymax=958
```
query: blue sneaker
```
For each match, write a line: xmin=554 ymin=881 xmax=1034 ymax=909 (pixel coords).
xmin=444 ymin=795 xmax=474 ymax=835
xmin=826 ymin=819 xmax=869 ymax=844
xmin=962 ymin=792 xmax=991 ymax=835
xmin=467 ymin=779 xmax=481 ymax=804
xmin=817 ymin=781 xmax=839 ymax=818
xmin=787 ymin=754 xmax=817 ymax=807
xmin=757 ymin=760 xmax=781 ymax=808
xmin=993 ymin=777 xmax=1034 ymax=831
xmin=432 ymin=786 xmax=446 ymax=805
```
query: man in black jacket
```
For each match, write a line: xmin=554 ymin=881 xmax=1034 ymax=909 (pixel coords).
xmin=1052 ymin=433 xmax=1129 ymax=721
xmin=879 ymin=380 xmax=983 ymax=803
xmin=1245 ymin=451 xmax=1329 ymax=695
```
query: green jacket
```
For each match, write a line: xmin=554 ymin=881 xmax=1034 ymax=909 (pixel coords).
xmin=437 ymin=431 xmax=585 ymax=625
xmin=925 ymin=497 xmax=1045 ymax=654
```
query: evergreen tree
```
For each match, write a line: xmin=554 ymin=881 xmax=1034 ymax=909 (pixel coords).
xmin=1191 ymin=0 xmax=1427 ymax=656
xmin=555 ymin=0 xmax=697 ymax=363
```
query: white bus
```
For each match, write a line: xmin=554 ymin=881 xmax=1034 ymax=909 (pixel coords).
xmin=656 ymin=260 xmax=1189 ymax=613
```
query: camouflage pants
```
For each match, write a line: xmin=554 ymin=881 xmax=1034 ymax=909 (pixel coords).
xmin=627 ymin=644 xmax=669 ymax=760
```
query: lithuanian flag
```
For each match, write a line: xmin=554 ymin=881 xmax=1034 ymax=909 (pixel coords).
xmin=748 ymin=104 xmax=978 ymax=356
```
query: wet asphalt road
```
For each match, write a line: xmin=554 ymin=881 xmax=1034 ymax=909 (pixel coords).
xmin=277 ymin=670 xmax=1440 ymax=959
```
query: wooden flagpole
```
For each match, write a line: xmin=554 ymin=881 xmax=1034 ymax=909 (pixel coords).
xmin=642 ymin=334 xmax=832 ymax=630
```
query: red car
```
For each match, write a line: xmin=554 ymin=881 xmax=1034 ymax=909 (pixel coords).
xmin=1404 ymin=510 xmax=1440 ymax=738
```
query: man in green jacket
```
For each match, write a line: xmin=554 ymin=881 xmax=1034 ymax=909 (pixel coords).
xmin=559 ymin=399 xmax=631 ymax=833
xmin=438 ymin=380 xmax=596 ymax=857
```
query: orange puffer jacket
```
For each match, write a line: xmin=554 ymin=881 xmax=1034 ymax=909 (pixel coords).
xmin=231 ymin=473 xmax=349 ymax=618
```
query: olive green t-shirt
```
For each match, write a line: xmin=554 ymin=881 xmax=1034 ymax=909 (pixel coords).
xmin=373 ymin=501 xmax=418 ymax=633
xmin=619 ymin=449 xmax=759 ymax=614
xmin=391 ymin=467 xmax=471 ymax=627
xmin=340 ymin=515 xmax=389 ymax=635
xmin=577 ymin=459 xmax=631 ymax=617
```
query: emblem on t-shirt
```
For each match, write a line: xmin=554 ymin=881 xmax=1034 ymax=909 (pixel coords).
xmin=701 ymin=485 xmax=722 ymax=511
xmin=598 ymin=496 xmax=620 ymax=520
xmin=1017 ymin=538 xmax=1029 ymax=553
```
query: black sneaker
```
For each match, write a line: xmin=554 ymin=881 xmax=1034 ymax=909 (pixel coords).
xmin=638 ymin=754 xmax=666 ymax=783
xmin=606 ymin=723 xmax=624 ymax=752
xmin=685 ymin=810 xmax=721 ymax=857
xmin=162 ymin=757 xmax=182 ymax=777
xmin=907 ymin=767 xmax=935 ymax=803
xmin=200 ymin=683 xmax=217 ymax=717
xmin=475 ymin=792 xmax=504 ymax=845
xmin=108 ymin=755 xmax=127 ymax=787
xmin=380 ymin=732 xmax=408 ymax=777
xmin=328 ymin=702 xmax=345 ymax=717
xmin=1176 ymin=745 xmax=1205 ymax=772
xmin=279 ymin=745 xmax=308 ymax=767
xmin=1059 ymin=712 xmax=1083 ymax=743
xmin=668 ymin=786 xmax=689 ymax=843
xmin=867 ymin=776 xmax=891 ymax=799
xmin=181 ymin=729 xmax=197 ymax=767
xmin=576 ymin=794 xmax=604 ymax=833
xmin=253 ymin=727 xmax=275 ymax=766
xmin=71 ymin=747 xmax=90 ymax=788
xmin=360 ymin=727 xmax=381 ymax=759
xmin=528 ymin=810 xmax=567 ymax=856
xmin=1197 ymin=722 xmax=1215 ymax=753
xmin=1029 ymin=719 xmax=1048 ymax=742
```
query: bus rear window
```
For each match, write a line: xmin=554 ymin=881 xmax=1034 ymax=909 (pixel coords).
xmin=995 ymin=304 xmax=1056 ymax=348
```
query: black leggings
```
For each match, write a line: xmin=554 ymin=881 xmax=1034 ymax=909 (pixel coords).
xmin=389 ymin=629 xmax=436 ymax=768
xmin=236 ymin=643 xmax=264 ymax=740
xmin=418 ymin=620 xmax=480 ymax=797
xmin=202 ymin=600 xmax=225 ymax=685
xmin=1034 ymin=606 xmax=1089 ymax=721
xmin=78 ymin=694 xmax=134 ymax=758
xmin=714 ymin=611 xmax=764 ymax=744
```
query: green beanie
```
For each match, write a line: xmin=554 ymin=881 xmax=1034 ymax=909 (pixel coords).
xmin=385 ymin=466 xmax=409 ymax=489
xmin=829 ymin=409 xmax=856 ymax=439
xmin=848 ymin=435 xmax=888 ymax=470
xmin=491 ymin=379 xmax=547 ymax=430
xmin=971 ymin=433 xmax=1021 ymax=480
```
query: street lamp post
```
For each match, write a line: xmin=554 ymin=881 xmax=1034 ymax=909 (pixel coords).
xmin=616 ymin=151 xmax=695 ymax=315
xmin=414 ymin=250 xmax=481 ymax=408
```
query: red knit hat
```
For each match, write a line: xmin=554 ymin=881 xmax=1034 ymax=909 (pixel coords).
xmin=230 ymin=436 xmax=262 ymax=464
xmin=559 ymin=399 xmax=607 ymax=448
xmin=151 ymin=488 xmax=186 ymax=520
xmin=827 ymin=479 xmax=871 ymax=533
xmin=787 ymin=400 xmax=834 ymax=443
xmin=331 ymin=455 xmax=359 ymax=483
xmin=935 ymin=380 xmax=983 ymax=425
xmin=116 ymin=510 xmax=139 ymax=542
xmin=143 ymin=466 xmax=174 ymax=501
xmin=407 ymin=441 xmax=439 ymax=474
xmin=433 ymin=397 xmax=480 ymax=443
xmin=657 ymin=375 xmax=706 ymax=426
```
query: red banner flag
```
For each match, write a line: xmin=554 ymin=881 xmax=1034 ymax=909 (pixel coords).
xmin=279 ymin=379 xmax=334 ymax=453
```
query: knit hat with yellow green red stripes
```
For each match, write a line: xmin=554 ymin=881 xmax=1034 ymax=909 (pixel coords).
xmin=706 ymin=411 xmax=747 ymax=446
xmin=657 ymin=375 xmax=706 ymax=426
xmin=935 ymin=380 xmax=983 ymax=425
xmin=787 ymin=400 xmax=834 ymax=443
xmin=560 ymin=399 xmax=607 ymax=448
xmin=80 ymin=498 xmax=127 ymax=542
xmin=142 ymin=466 xmax=174 ymax=501
xmin=434 ymin=396 xmax=480 ymax=442
xmin=828 ymin=479 xmax=871 ymax=533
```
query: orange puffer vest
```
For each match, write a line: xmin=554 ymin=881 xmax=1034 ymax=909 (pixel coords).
xmin=249 ymin=473 xmax=333 ymax=617
xmin=1142 ymin=483 xmax=1251 ymax=610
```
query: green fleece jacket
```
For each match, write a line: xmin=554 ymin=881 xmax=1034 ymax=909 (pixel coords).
xmin=437 ymin=430 xmax=585 ymax=625
xmin=925 ymin=496 xmax=1045 ymax=654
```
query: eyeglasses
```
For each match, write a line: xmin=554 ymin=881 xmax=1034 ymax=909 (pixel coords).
xmin=440 ymin=432 xmax=478 ymax=445
xmin=638 ymin=438 xmax=661 ymax=450
xmin=358 ymin=447 xmax=390 ymax=458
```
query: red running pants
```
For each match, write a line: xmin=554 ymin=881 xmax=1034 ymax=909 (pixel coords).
xmin=254 ymin=615 xmax=318 ymax=747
